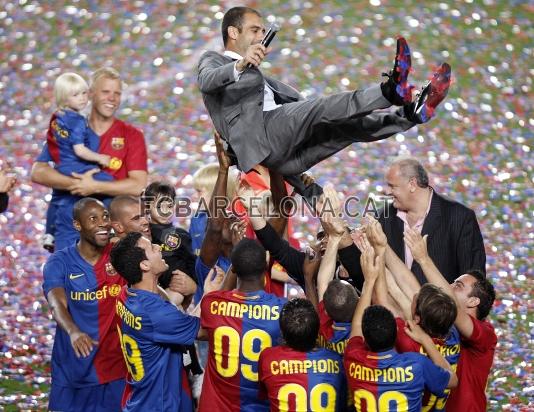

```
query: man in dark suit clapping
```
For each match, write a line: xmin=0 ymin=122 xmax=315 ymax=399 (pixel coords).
xmin=380 ymin=156 xmax=486 ymax=283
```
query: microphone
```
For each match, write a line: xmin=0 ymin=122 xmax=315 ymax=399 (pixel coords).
xmin=247 ymin=24 xmax=280 ymax=68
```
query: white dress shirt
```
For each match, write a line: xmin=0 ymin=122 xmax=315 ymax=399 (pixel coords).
xmin=224 ymin=50 xmax=281 ymax=112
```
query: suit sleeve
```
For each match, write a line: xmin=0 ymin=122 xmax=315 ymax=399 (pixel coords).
xmin=338 ymin=243 xmax=364 ymax=292
xmin=254 ymin=223 xmax=305 ymax=288
xmin=456 ymin=208 xmax=486 ymax=275
xmin=197 ymin=52 xmax=263 ymax=95
xmin=197 ymin=52 xmax=240 ymax=94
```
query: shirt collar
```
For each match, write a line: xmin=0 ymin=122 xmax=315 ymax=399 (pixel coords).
xmin=397 ymin=187 xmax=434 ymax=227
xmin=224 ymin=50 xmax=243 ymax=60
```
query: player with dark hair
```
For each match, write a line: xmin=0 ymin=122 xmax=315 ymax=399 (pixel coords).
xmin=401 ymin=230 xmax=496 ymax=411
xmin=344 ymin=243 xmax=458 ymax=411
xmin=258 ymin=298 xmax=346 ymax=411
xmin=110 ymin=231 xmax=221 ymax=411
xmin=198 ymin=238 xmax=287 ymax=412
xmin=42 ymin=197 xmax=126 ymax=411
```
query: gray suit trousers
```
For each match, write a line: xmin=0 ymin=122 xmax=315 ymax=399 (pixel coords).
xmin=261 ymin=84 xmax=415 ymax=175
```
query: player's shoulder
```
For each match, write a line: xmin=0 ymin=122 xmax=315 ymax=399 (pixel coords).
xmin=203 ymin=289 xmax=232 ymax=302
xmin=46 ymin=244 xmax=78 ymax=264
xmin=313 ymin=346 xmax=343 ymax=361
xmin=112 ymin=118 xmax=144 ymax=138
xmin=199 ymin=50 xmax=224 ymax=63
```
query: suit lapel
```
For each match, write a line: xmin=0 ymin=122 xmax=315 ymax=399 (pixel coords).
xmin=421 ymin=190 xmax=442 ymax=236
xmin=387 ymin=207 xmax=405 ymax=262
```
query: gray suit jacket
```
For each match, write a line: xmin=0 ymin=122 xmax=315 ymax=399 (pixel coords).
xmin=197 ymin=51 xmax=302 ymax=172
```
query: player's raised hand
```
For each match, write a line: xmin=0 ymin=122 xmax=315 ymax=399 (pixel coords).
xmin=0 ymin=164 xmax=16 ymax=193
xmin=360 ymin=243 xmax=382 ymax=282
xmin=169 ymin=270 xmax=198 ymax=296
xmin=404 ymin=319 xmax=431 ymax=344
xmin=69 ymin=329 xmax=98 ymax=358
xmin=404 ymin=228 xmax=429 ymax=263
xmin=364 ymin=215 xmax=387 ymax=255
xmin=204 ymin=265 xmax=225 ymax=294
xmin=230 ymin=218 xmax=247 ymax=246
xmin=214 ymin=131 xmax=232 ymax=170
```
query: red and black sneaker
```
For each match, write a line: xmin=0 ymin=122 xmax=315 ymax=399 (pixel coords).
xmin=381 ymin=37 xmax=414 ymax=105
xmin=412 ymin=62 xmax=452 ymax=123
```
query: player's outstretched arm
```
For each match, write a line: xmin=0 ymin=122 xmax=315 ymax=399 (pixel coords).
xmin=200 ymin=132 xmax=231 ymax=268
xmin=384 ymin=243 xmax=421 ymax=299
xmin=350 ymin=245 xmax=381 ymax=338
xmin=47 ymin=288 xmax=98 ymax=358
xmin=404 ymin=319 xmax=458 ymax=389
xmin=302 ymin=247 xmax=321 ymax=311
xmin=317 ymin=185 xmax=346 ymax=301
xmin=384 ymin=268 xmax=412 ymax=319
xmin=404 ymin=229 xmax=475 ymax=338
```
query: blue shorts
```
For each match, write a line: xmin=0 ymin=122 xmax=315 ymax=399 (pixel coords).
xmin=48 ymin=378 xmax=125 ymax=412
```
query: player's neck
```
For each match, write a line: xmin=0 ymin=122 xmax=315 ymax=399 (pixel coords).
xmin=88 ymin=111 xmax=115 ymax=136
xmin=131 ymin=275 xmax=159 ymax=294
xmin=237 ymin=279 xmax=264 ymax=293
xmin=77 ymin=241 xmax=104 ymax=265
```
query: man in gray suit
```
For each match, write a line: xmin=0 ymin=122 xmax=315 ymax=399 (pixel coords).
xmin=198 ymin=6 xmax=451 ymax=194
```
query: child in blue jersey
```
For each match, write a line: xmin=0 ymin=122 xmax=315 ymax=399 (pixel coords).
xmin=344 ymin=244 xmax=458 ymax=412
xmin=110 ymin=231 xmax=219 ymax=412
xmin=43 ymin=72 xmax=114 ymax=251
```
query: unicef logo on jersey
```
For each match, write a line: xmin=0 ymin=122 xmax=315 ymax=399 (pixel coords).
xmin=70 ymin=284 xmax=122 ymax=301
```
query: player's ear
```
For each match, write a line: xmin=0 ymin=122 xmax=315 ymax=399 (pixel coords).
xmin=466 ymin=295 xmax=480 ymax=309
xmin=140 ymin=259 xmax=150 ymax=272
xmin=73 ymin=219 xmax=82 ymax=232
xmin=413 ymin=314 xmax=421 ymax=325
xmin=110 ymin=221 xmax=122 ymax=235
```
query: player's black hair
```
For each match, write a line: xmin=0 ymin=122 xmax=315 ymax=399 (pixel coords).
xmin=142 ymin=181 xmax=176 ymax=205
xmin=323 ymin=279 xmax=359 ymax=323
xmin=230 ymin=238 xmax=266 ymax=279
xmin=362 ymin=305 xmax=397 ymax=352
xmin=222 ymin=7 xmax=261 ymax=46
xmin=280 ymin=298 xmax=319 ymax=352
xmin=110 ymin=232 xmax=146 ymax=285
xmin=73 ymin=197 xmax=104 ymax=221
xmin=466 ymin=269 xmax=495 ymax=320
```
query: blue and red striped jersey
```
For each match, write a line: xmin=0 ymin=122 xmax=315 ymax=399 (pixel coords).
xmin=344 ymin=336 xmax=451 ymax=412
xmin=395 ymin=318 xmax=461 ymax=411
xmin=259 ymin=345 xmax=347 ymax=412
xmin=116 ymin=287 xmax=200 ymax=411
xmin=199 ymin=289 xmax=287 ymax=412
xmin=42 ymin=243 xmax=126 ymax=387
xmin=317 ymin=300 xmax=351 ymax=355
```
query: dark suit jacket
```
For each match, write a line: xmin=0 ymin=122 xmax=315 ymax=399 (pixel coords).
xmin=197 ymin=51 xmax=302 ymax=172
xmin=379 ymin=190 xmax=486 ymax=284
xmin=348 ymin=190 xmax=486 ymax=286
